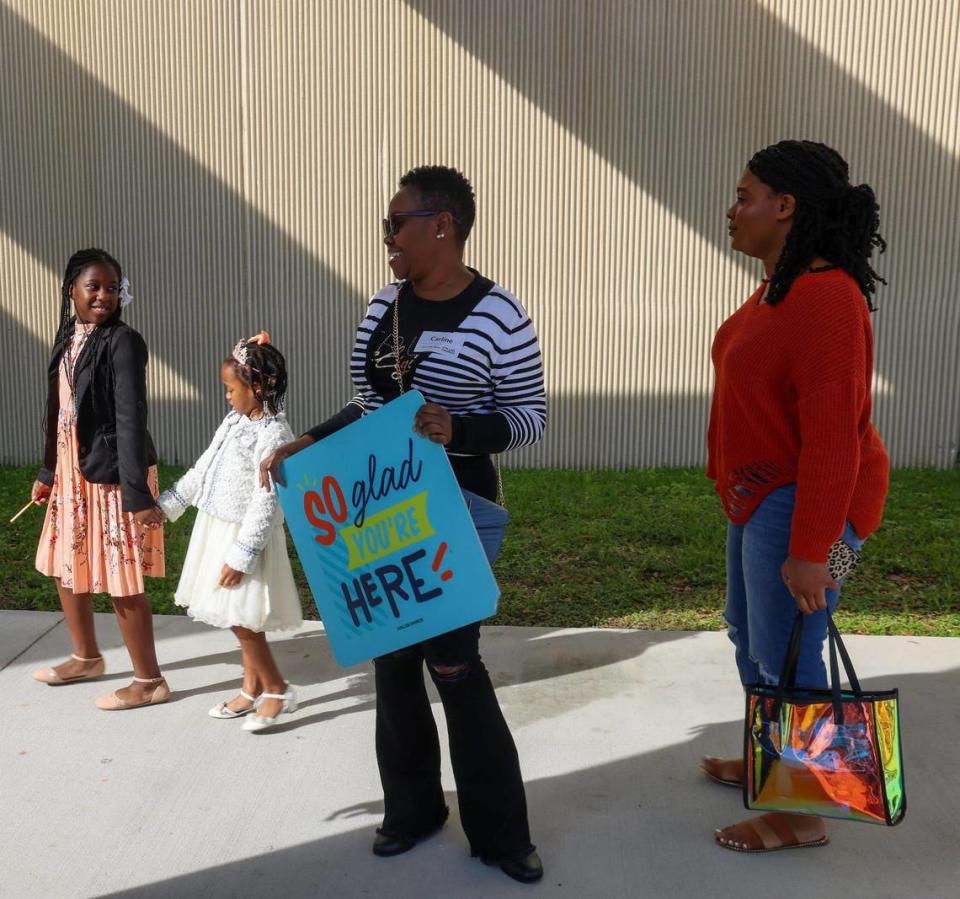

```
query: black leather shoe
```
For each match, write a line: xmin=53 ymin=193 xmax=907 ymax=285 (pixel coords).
xmin=372 ymin=831 xmax=416 ymax=857
xmin=483 ymin=850 xmax=544 ymax=884
xmin=372 ymin=810 xmax=449 ymax=858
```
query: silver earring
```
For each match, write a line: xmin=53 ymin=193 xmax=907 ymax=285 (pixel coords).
xmin=436 ymin=233 xmax=444 ymax=239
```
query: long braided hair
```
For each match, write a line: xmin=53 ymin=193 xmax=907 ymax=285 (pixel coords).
xmin=55 ymin=248 xmax=124 ymax=346
xmin=223 ymin=339 xmax=288 ymax=415
xmin=54 ymin=249 xmax=126 ymax=421
xmin=748 ymin=140 xmax=887 ymax=309
xmin=54 ymin=247 xmax=123 ymax=362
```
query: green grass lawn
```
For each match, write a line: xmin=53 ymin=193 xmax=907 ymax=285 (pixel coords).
xmin=2 ymin=465 xmax=957 ymax=636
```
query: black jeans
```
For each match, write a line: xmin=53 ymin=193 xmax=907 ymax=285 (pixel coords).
xmin=373 ymin=454 xmax=533 ymax=860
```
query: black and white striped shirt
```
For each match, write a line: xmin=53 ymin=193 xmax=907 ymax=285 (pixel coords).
xmin=307 ymin=276 xmax=546 ymax=457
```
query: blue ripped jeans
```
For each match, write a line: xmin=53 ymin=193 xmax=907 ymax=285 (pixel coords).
xmin=724 ymin=484 xmax=865 ymax=688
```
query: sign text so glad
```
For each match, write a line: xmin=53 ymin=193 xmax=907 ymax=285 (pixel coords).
xmin=276 ymin=392 xmax=500 ymax=666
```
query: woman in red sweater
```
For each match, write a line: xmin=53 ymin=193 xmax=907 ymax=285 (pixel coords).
xmin=702 ymin=140 xmax=890 ymax=852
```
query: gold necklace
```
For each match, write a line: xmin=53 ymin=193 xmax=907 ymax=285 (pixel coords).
xmin=63 ymin=325 xmax=93 ymax=395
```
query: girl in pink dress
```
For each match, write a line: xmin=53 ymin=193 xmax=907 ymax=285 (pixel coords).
xmin=31 ymin=248 xmax=169 ymax=710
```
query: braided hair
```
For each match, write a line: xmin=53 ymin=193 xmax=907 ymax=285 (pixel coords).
xmin=748 ymin=140 xmax=887 ymax=309
xmin=55 ymin=248 xmax=124 ymax=345
xmin=54 ymin=249 xmax=126 ymax=422
xmin=223 ymin=340 xmax=288 ymax=415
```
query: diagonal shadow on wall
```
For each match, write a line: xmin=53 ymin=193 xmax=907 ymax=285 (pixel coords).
xmin=0 ymin=4 xmax=365 ymax=464
xmin=403 ymin=0 xmax=960 ymax=466
xmin=2 ymin=3 xmax=958 ymax=467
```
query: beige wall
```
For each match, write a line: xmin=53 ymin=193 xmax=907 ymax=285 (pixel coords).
xmin=2 ymin=0 xmax=958 ymax=470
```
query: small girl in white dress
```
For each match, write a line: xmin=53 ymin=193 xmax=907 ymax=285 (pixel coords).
xmin=158 ymin=332 xmax=302 ymax=732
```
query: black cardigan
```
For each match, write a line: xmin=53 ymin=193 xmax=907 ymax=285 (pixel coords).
xmin=38 ymin=320 xmax=158 ymax=512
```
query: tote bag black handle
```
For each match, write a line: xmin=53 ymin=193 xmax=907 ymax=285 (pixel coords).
xmin=772 ymin=611 xmax=863 ymax=725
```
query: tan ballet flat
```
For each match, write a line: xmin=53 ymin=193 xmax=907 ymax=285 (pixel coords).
xmin=95 ymin=675 xmax=171 ymax=710
xmin=32 ymin=654 xmax=105 ymax=685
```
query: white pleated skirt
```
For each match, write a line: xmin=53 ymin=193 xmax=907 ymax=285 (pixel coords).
xmin=175 ymin=512 xmax=303 ymax=633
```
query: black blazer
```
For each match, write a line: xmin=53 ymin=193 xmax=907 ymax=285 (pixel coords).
xmin=38 ymin=320 xmax=159 ymax=512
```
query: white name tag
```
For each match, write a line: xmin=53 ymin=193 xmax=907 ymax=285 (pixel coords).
xmin=414 ymin=331 xmax=464 ymax=357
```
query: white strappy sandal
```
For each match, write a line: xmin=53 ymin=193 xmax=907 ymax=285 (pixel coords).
xmin=242 ymin=684 xmax=298 ymax=733
xmin=208 ymin=690 xmax=260 ymax=719
xmin=32 ymin=654 xmax=105 ymax=685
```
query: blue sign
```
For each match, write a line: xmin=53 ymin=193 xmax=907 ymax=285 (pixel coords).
xmin=276 ymin=391 xmax=501 ymax=666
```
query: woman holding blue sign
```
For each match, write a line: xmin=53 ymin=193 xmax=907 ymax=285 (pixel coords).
xmin=262 ymin=166 xmax=546 ymax=884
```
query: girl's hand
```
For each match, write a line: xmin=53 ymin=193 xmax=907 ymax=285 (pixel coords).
xmin=414 ymin=403 xmax=453 ymax=445
xmin=781 ymin=556 xmax=838 ymax=614
xmin=31 ymin=480 xmax=51 ymax=505
xmin=260 ymin=436 xmax=313 ymax=489
xmin=219 ymin=564 xmax=244 ymax=588
xmin=134 ymin=506 xmax=165 ymax=529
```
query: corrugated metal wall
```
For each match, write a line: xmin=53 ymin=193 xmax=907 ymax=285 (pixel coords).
xmin=2 ymin=0 xmax=957 ymax=470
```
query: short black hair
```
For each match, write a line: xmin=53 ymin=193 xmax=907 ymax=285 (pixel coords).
xmin=398 ymin=165 xmax=476 ymax=242
xmin=748 ymin=140 xmax=887 ymax=309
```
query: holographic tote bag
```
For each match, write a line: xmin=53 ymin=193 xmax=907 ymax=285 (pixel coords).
xmin=743 ymin=611 xmax=906 ymax=825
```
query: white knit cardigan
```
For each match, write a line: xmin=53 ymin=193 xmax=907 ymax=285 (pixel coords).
xmin=157 ymin=411 xmax=294 ymax=572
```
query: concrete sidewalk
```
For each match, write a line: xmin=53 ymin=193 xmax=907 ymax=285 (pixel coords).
xmin=1 ymin=611 xmax=956 ymax=898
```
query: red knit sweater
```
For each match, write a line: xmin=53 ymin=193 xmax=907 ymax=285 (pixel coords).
xmin=706 ymin=269 xmax=890 ymax=562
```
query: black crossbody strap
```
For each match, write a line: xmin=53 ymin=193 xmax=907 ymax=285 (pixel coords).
xmin=392 ymin=283 xmax=506 ymax=507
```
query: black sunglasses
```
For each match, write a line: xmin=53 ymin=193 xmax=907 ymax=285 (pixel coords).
xmin=382 ymin=210 xmax=458 ymax=240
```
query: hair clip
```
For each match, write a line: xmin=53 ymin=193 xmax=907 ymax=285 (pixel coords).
xmin=231 ymin=330 xmax=272 ymax=368
xmin=119 ymin=277 xmax=133 ymax=308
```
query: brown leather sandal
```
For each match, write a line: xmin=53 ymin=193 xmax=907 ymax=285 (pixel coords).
xmin=715 ymin=814 xmax=829 ymax=853
xmin=699 ymin=755 xmax=743 ymax=788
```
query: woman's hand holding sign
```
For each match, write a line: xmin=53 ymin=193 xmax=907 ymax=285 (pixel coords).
xmin=414 ymin=403 xmax=453 ymax=445
xmin=260 ymin=435 xmax=315 ymax=489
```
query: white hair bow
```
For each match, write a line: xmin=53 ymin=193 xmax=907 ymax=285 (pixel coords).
xmin=119 ymin=277 xmax=133 ymax=308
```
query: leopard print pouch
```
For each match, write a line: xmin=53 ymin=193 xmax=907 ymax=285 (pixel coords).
xmin=827 ymin=538 xmax=861 ymax=582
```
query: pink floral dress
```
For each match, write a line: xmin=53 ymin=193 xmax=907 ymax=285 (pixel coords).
xmin=35 ymin=323 xmax=164 ymax=596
